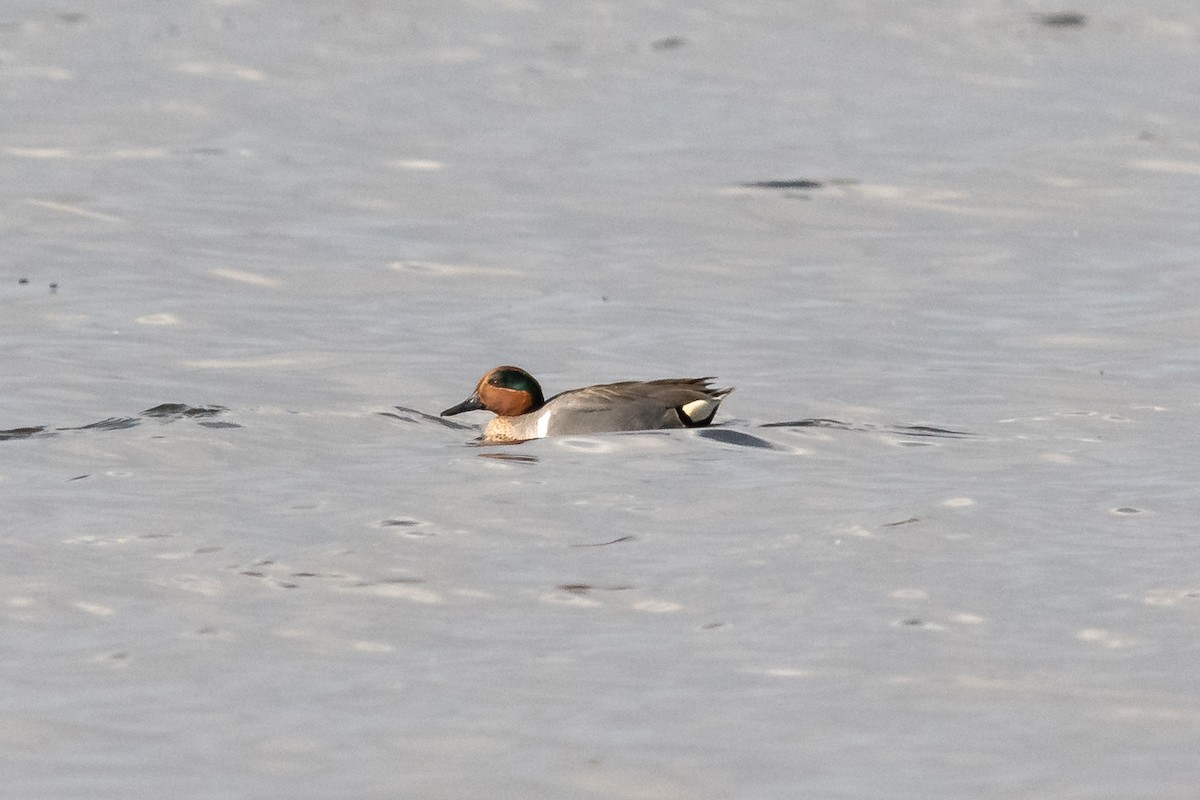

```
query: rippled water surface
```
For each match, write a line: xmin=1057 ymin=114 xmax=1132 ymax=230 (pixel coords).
xmin=4 ymin=2 xmax=1200 ymax=798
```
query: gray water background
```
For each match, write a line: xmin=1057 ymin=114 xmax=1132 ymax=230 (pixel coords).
xmin=3 ymin=2 xmax=1199 ymax=797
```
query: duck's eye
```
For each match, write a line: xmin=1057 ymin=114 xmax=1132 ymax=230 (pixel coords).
xmin=490 ymin=370 xmax=522 ymax=389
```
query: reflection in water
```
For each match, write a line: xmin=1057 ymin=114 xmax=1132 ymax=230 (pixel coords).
xmin=448 ymin=417 xmax=978 ymax=452
xmin=696 ymin=428 xmax=785 ymax=449
xmin=762 ymin=418 xmax=977 ymax=440
xmin=761 ymin=418 xmax=855 ymax=430
xmin=58 ymin=417 xmax=141 ymax=432
xmin=0 ymin=404 xmax=238 ymax=442
xmin=476 ymin=451 xmax=539 ymax=464
xmin=556 ymin=583 xmax=632 ymax=594
xmin=569 ymin=535 xmax=635 ymax=548
xmin=1034 ymin=11 xmax=1086 ymax=27
xmin=0 ymin=426 xmax=48 ymax=441
xmin=895 ymin=425 xmax=976 ymax=439
xmin=381 ymin=404 xmax=476 ymax=430
xmin=141 ymin=403 xmax=226 ymax=419
xmin=741 ymin=179 xmax=824 ymax=190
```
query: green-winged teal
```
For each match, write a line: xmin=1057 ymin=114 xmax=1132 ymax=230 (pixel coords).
xmin=441 ymin=366 xmax=733 ymax=443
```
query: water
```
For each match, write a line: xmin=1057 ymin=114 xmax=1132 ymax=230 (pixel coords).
xmin=3 ymin=2 xmax=1200 ymax=798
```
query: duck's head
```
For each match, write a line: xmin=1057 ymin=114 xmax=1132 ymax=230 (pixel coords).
xmin=441 ymin=365 xmax=546 ymax=418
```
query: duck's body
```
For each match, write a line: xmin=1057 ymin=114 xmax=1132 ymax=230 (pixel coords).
xmin=441 ymin=366 xmax=733 ymax=443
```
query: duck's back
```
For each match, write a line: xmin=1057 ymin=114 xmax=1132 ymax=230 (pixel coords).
xmin=541 ymin=378 xmax=731 ymax=435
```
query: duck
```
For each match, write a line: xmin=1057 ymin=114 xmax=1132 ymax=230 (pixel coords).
xmin=441 ymin=365 xmax=733 ymax=443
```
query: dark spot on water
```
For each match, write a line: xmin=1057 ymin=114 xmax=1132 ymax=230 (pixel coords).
xmin=381 ymin=519 xmax=436 ymax=538
xmin=477 ymin=451 xmax=539 ymax=463
xmin=883 ymin=517 xmax=919 ymax=528
xmin=1113 ymin=507 xmax=1142 ymax=515
xmin=141 ymin=403 xmax=226 ymax=419
xmin=18 ymin=277 xmax=29 ymax=285
xmin=49 ymin=282 xmax=58 ymax=293
xmin=570 ymin=535 xmax=635 ymax=548
xmin=108 ymin=651 xmax=128 ymax=661
xmin=902 ymin=618 xmax=924 ymax=626
xmin=697 ymin=428 xmax=784 ymax=449
xmin=894 ymin=425 xmax=977 ymax=439
xmin=651 ymin=35 xmax=687 ymax=51
xmin=762 ymin=418 xmax=852 ymax=430
xmin=15 ymin=403 xmax=311 ymax=439
xmin=240 ymin=571 xmax=265 ymax=578
xmin=702 ymin=621 xmax=726 ymax=630
xmin=0 ymin=426 xmax=49 ymax=441
xmin=58 ymin=417 xmax=141 ymax=432
xmin=68 ymin=474 xmax=89 ymax=481
xmin=760 ymin=419 xmax=976 ymax=441
xmin=742 ymin=179 xmax=824 ymax=190
xmin=194 ymin=546 xmax=222 ymax=554
xmin=559 ymin=582 xmax=633 ymax=594
xmin=1035 ymin=11 xmax=1086 ymax=27
xmin=384 ymin=405 xmax=476 ymax=430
